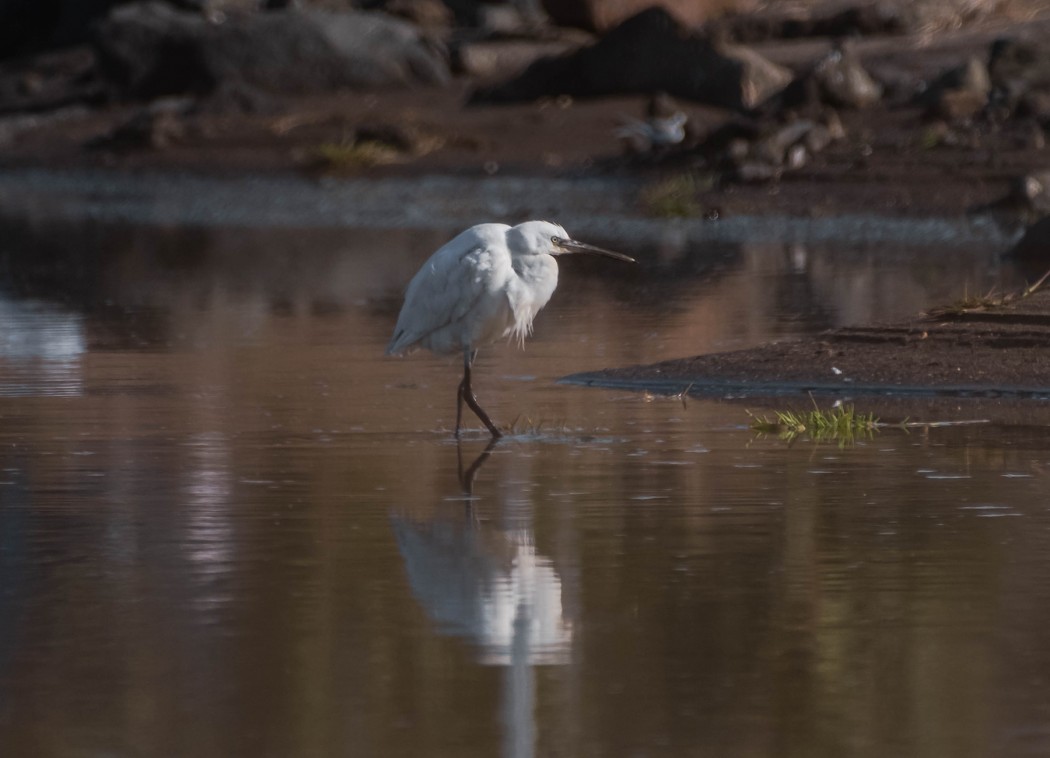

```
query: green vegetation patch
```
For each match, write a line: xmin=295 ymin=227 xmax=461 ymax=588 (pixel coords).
xmin=748 ymin=404 xmax=880 ymax=445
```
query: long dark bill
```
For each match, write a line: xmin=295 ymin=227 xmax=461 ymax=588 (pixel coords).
xmin=554 ymin=238 xmax=635 ymax=263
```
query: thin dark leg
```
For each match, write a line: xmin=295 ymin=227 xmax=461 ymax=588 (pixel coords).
xmin=457 ymin=436 xmax=499 ymax=496
xmin=456 ymin=349 xmax=501 ymax=438
xmin=456 ymin=375 xmax=466 ymax=437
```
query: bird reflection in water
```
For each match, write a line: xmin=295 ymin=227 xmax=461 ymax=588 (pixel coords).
xmin=391 ymin=440 xmax=573 ymax=757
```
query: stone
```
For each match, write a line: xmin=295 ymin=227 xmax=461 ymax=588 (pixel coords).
xmin=932 ymin=56 xmax=992 ymax=99
xmin=709 ymin=1 xmax=908 ymax=43
xmin=87 ymin=97 xmax=194 ymax=150
xmin=455 ymin=39 xmax=583 ymax=81
xmin=973 ymin=171 xmax=1050 ymax=232
xmin=769 ymin=44 xmax=882 ymax=114
xmin=472 ymin=7 xmax=790 ymax=110
xmin=810 ymin=45 xmax=883 ymax=109
xmin=987 ymin=36 xmax=1050 ymax=117
xmin=720 ymin=44 xmax=793 ymax=109
xmin=918 ymin=55 xmax=991 ymax=120
xmin=0 ymin=46 xmax=102 ymax=116
xmin=1008 ymin=213 xmax=1050 ymax=262
xmin=92 ymin=2 xmax=449 ymax=100
xmin=382 ymin=0 xmax=454 ymax=29
xmin=541 ymin=0 xmax=752 ymax=33
xmin=930 ymin=88 xmax=986 ymax=121
xmin=0 ymin=0 xmax=118 ymax=56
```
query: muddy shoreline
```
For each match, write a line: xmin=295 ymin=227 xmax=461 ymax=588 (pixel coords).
xmin=564 ymin=283 xmax=1050 ymax=401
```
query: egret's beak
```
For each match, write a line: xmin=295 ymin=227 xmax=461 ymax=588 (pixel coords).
xmin=553 ymin=237 xmax=635 ymax=263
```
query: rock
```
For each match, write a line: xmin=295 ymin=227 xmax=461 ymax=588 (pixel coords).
xmin=770 ymin=43 xmax=882 ymax=114
xmin=731 ymin=161 xmax=780 ymax=183
xmin=87 ymin=97 xmax=194 ymax=150
xmin=455 ymin=39 xmax=583 ymax=81
xmin=930 ymin=88 xmax=986 ymax=121
xmin=803 ymin=122 xmax=832 ymax=153
xmin=710 ymin=2 xmax=909 ymax=43
xmin=974 ymin=171 xmax=1050 ymax=231
xmin=174 ymin=0 xmax=263 ymax=18
xmin=382 ymin=0 xmax=454 ymax=29
xmin=918 ymin=55 xmax=991 ymax=120
xmin=810 ymin=44 xmax=883 ymax=109
xmin=927 ymin=56 xmax=992 ymax=101
xmin=0 ymin=46 xmax=103 ymax=116
xmin=1017 ymin=90 xmax=1050 ymax=121
xmin=92 ymin=2 xmax=449 ymax=100
xmin=721 ymin=44 xmax=793 ymax=109
xmin=476 ymin=3 xmax=548 ymax=36
xmin=987 ymin=37 xmax=1050 ymax=118
xmin=765 ymin=119 xmax=818 ymax=156
xmin=472 ymin=7 xmax=791 ymax=110
xmin=1007 ymin=213 xmax=1050 ymax=263
xmin=542 ymin=0 xmax=752 ymax=33
xmin=785 ymin=142 xmax=807 ymax=169
xmin=989 ymin=37 xmax=1044 ymax=88
xmin=712 ymin=0 xmax=1015 ymax=45
xmin=699 ymin=110 xmax=841 ymax=184
xmin=823 ymin=109 xmax=846 ymax=139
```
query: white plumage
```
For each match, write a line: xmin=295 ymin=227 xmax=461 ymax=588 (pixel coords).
xmin=386 ymin=220 xmax=633 ymax=438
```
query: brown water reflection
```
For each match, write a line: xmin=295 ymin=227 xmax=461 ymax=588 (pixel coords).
xmin=0 ymin=217 xmax=1049 ymax=757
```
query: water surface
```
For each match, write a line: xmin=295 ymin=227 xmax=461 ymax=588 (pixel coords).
xmin=0 ymin=217 xmax=1048 ymax=757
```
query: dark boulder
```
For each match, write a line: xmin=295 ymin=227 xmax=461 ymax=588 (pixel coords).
xmin=541 ymin=0 xmax=742 ymax=33
xmin=92 ymin=2 xmax=449 ymax=100
xmin=987 ymin=36 xmax=1050 ymax=120
xmin=0 ymin=0 xmax=127 ymax=58
xmin=471 ymin=7 xmax=789 ymax=110
xmin=1006 ymin=213 xmax=1050 ymax=280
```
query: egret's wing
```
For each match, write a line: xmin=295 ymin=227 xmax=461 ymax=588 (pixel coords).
xmin=386 ymin=230 xmax=509 ymax=355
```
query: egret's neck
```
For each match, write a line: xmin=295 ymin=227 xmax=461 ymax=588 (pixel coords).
xmin=512 ymin=253 xmax=558 ymax=291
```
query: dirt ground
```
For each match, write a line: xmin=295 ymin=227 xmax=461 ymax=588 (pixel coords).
xmin=3 ymin=15 xmax=1050 ymax=221
xmin=565 ymin=279 xmax=1050 ymax=398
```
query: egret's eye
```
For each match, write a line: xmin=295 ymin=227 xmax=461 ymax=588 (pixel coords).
xmin=551 ymin=236 xmax=563 ymax=245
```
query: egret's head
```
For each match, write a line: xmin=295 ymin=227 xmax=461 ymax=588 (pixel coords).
xmin=509 ymin=220 xmax=635 ymax=262
xmin=508 ymin=220 xmax=570 ymax=256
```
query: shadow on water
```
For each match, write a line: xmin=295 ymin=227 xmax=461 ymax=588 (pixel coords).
xmin=392 ymin=440 xmax=572 ymax=758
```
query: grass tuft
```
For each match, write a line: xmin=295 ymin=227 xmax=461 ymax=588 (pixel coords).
xmin=748 ymin=403 xmax=880 ymax=446
xmin=924 ymin=268 xmax=1050 ymax=318
xmin=305 ymin=139 xmax=404 ymax=171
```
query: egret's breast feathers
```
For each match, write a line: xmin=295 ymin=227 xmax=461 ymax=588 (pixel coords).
xmin=506 ymin=255 xmax=558 ymax=347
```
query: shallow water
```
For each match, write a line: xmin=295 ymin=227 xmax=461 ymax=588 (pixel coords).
xmin=1 ymin=217 xmax=1049 ymax=757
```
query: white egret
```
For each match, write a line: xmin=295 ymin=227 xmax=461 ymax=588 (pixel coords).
xmin=386 ymin=220 xmax=634 ymax=438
